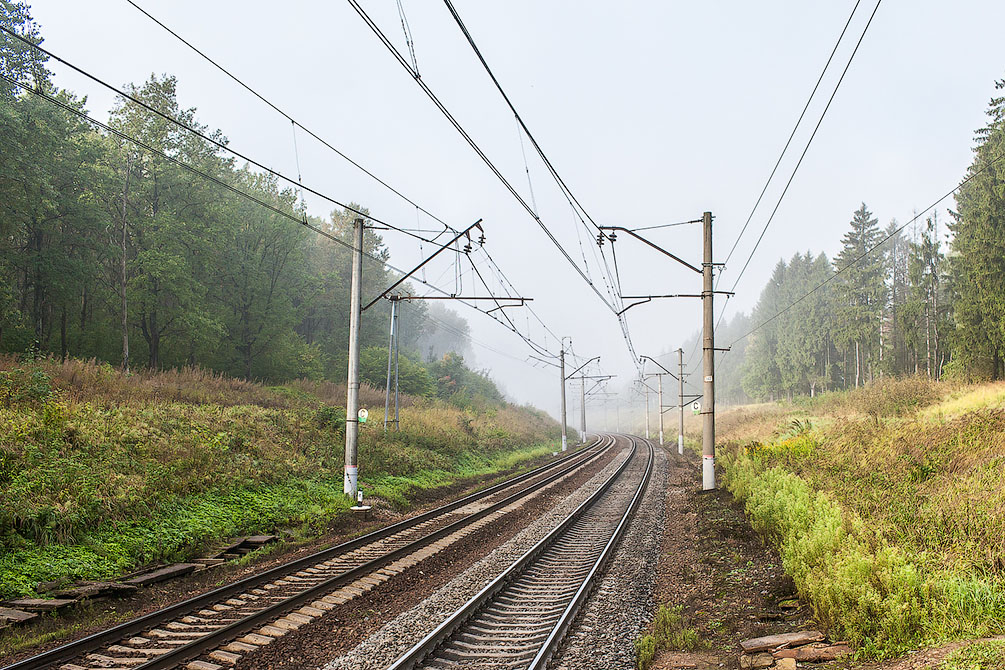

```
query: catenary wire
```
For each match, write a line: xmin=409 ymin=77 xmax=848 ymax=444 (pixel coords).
xmin=2 ymin=73 xmax=568 ymax=365
xmin=123 ymin=0 xmax=459 ymax=235
xmin=721 ymin=0 xmax=865 ymax=268
xmin=0 ymin=26 xmax=447 ymax=248
xmin=723 ymin=0 xmax=883 ymax=295
xmin=344 ymin=0 xmax=619 ymax=315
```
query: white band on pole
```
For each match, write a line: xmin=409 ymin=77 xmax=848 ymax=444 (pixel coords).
xmin=344 ymin=465 xmax=358 ymax=494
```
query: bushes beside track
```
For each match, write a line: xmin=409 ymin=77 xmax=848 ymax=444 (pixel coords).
xmin=0 ymin=356 xmax=561 ymax=599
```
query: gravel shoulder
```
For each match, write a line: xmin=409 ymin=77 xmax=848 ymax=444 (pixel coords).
xmin=322 ymin=440 xmax=636 ymax=670
xmin=548 ymin=439 xmax=669 ymax=670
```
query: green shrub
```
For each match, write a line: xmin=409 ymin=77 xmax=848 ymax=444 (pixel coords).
xmin=941 ymin=640 xmax=1005 ymax=670
xmin=634 ymin=634 xmax=657 ymax=670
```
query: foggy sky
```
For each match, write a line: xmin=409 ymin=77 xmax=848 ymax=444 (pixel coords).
xmin=30 ymin=0 xmax=1005 ymax=425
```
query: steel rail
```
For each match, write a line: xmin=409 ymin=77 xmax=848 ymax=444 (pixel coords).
xmin=3 ymin=436 xmax=609 ymax=670
xmin=386 ymin=434 xmax=653 ymax=670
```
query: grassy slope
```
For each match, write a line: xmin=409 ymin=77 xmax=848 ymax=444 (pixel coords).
xmin=708 ymin=378 xmax=1005 ymax=658
xmin=0 ymin=356 xmax=561 ymax=599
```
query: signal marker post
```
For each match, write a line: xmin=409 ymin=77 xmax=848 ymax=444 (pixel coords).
xmin=559 ymin=346 xmax=568 ymax=451
xmin=344 ymin=217 xmax=364 ymax=499
xmin=701 ymin=211 xmax=716 ymax=491
xmin=678 ymin=347 xmax=685 ymax=456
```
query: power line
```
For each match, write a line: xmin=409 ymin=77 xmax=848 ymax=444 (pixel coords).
xmin=344 ymin=0 xmax=619 ymax=315
xmin=0 ymin=26 xmax=443 ymax=249
xmin=684 ymin=0 xmax=882 ymax=375
xmin=440 ymin=0 xmax=602 ymax=233
xmin=721 ymin=0 xmax=865 ymax=268
xmin=123 ymin=1 xmax=606 ymax=368
xmin=437 ymin=0 xmax=645 ymax=365
xmin=2 ymin=72 xmax=564 ymax=366
xmin=123 ymin=0 xmax=457 ymax=235
xmin=726 ymin=146 xmax=1005 ymax=350
xmin=724 ymin=0 xmax=883 ymax=295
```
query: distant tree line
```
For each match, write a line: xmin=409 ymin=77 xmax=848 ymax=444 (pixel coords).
xmin=675 ymin=76 xmax=1005 ymax=402
xmin=0 ymin=5 xmax=503 ymax=406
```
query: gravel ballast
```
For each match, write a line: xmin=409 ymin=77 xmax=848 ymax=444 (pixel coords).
xmin=323 ymin=440 xmax=644 ymax=670
xmin=549 ymin=440 xmax=670 ymax=670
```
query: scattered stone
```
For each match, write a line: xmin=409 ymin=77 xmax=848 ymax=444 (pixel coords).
xmin=123 ymin=563 xmax=200 ymax=587
xmin=776 ymin=657 xmax=796 ymax=670
xmin=5 ymin=598 xmax=76 ymax=612
xmin=740 ymin=652 xmax=775 ymax=668
xmin=774 ymin=643 xmax=853 ymax=662
xmin=740 ymin=630 xmax=825 ymax=653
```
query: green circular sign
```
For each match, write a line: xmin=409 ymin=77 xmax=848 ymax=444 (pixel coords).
xmin=358 ymin=408 xmax=369 ymax=424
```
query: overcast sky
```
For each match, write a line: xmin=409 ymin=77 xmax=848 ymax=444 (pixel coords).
xmin=30 ymin=0 xmax=1005 ymax=424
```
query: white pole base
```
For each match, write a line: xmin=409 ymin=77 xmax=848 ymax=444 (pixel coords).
xmin=678 ymin=434 xmax=684 ymax=455
xmin=702 ymin=455 xmax=716 ymax=490
xmin=658 ymin=430 xmax=663 ymax=446
xmin=561 ymin=435 xmax=568 ymax=452
xmin=344 ymin=465 xmax=358 ymax=497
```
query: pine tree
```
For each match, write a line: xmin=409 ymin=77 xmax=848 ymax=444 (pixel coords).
xmin=833 ymin=203 xmax=885 ymax=387
xmin=949 ymin=77 xmax=1005 ymax=379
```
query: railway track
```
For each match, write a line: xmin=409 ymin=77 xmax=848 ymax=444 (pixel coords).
xmin=387 ymin=434 xmax=653 ymax=670
xmin=3 ymin=436 xmax=616 ymax=670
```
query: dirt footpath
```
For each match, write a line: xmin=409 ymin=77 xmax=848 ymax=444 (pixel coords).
xmin=652 ymin=451 xmax=815 ymax=669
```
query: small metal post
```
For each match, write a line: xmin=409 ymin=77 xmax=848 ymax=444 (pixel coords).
xmin=559 ymin=347 xmax=568 ymax=451
xmin=393 ymin=299 xmax=400 ymax=431
xmin=383 ymin=299 xmax=394 ymax=431
xmin=344 ymin=217 xmax=364 ymax=498
xmin=678 ymin=347 xmax=685 ymax=456
xmin=657 ymin=374 xmax=664 ymax=445
xmin=701 ymin=210 xmax=716 ymax=490
xmin=580 ymin=376 xmax=587 ymax=440
xmin=644 ymin=383 xmax=650 ymax=440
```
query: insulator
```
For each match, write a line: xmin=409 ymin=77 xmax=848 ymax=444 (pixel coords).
xmin=478 ymin=234 xmax=486 ymax=245
xmin=463 ymin=243 xmax=472 ymax=253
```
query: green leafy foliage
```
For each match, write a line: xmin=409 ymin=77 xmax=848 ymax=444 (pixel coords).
xmin=0 ymin=357 xmax=561 ymax=599
xmin=635 ymin=604 xmax=707 ymax=669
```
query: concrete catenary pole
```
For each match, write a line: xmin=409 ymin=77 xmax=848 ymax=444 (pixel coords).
xmin=657 ymin=374 xmax=664 ymax=445
xmin=644 ymin=383 xmax=651 ymax=440
xmin=559 ymin=347 xmax=568 ymax=451
xmin=344 ymin=217 xmax=364 ymax=498
xmin=393 ymin=300 xmax=400 ymax=431
xmin=383 ymin=299 xmax=395 ymax=431
xmin=580 ymin=377 xmax=587 ymax=440
xmin=701 ymin=210 xmax=716 ymax=490
xmin=678 ymin=347 xmax=685 ymax=456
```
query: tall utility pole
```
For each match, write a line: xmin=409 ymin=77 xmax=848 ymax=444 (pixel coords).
xmin=383 ymin=298 xmax=396 ymax=431
xmin=344 ymin=217 xmax=364 ymax=499
xmin=701 ymin=211 xmax=716 ymax=491
xmin=559 ymin=346 xmax=568 ymax=451
xmin=580 ymin=377 xmax=587 ymax=440
xmin=657 ymin=374 xmax=664 ymax=446
xmin=677 ymin=348 xmax=685 ymax=456
xmin=644 ymin=383 xmax=651 ymax=440
xmin=393 ymin=303 xmax=400 ymax=431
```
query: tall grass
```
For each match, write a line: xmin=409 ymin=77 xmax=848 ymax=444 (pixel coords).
xmin=0 ymin=357 xmax=561 ymax=599
xmin=717 ymin=378 xmax=1005 ymax=658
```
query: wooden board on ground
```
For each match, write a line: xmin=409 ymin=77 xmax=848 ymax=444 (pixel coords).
xmin=740 ymin=630 xmax=825 ymax=653
xmin=54 ymin=581 xmax=138 ymax=600
xmin=4 ymin=598 xmax=77 ymax=612
xmin=123 ymin=563 xmax=200 ymax=587
xmin=0 ymin=607 xmax=38 ymax=624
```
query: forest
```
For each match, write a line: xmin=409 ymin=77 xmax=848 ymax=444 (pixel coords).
xmin=0 ymin=4 xmax=503 ymax=407
xmin=676 ymin=77 xmax=1005 ymax=404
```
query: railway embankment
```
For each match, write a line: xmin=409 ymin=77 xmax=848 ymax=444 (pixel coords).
xmin=646 ymin=377 xmax=1005 ymax=669
xmin=0 ymin=355 xmax=562 ymax=614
